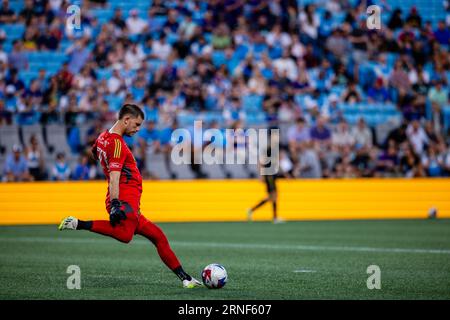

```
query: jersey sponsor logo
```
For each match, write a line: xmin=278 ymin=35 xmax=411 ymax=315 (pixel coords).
xmin=114 ymin=139 xmax=121 ymax=158
xmin=110 ymin=162 xmax=121 ymax=169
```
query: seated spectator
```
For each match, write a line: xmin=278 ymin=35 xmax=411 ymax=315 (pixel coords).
xmin=387 ymin=8 xmax=404 ymax=30
xmin=341 ymin=81 xmax=362 ymax=104
xmin=72 ymin=154 xmax=92 ymax=181
xmin=273 ymin=49 xmax=298 ymax=81
xmin=389 ymin=60 xmax=411 ymax=93
xmin=124 ymin=41 xmax=146 ymax=71
xmin=163 ymin=9 xmax=180 ymax=34
xmin=294 ymin=141 xmax=322 ymax=178
xmin=407 ymin=120 xmax=429 ymax=155
xmin=428 ymin=80 xmax=448 ymax=108
xmin=386 ymin=123 xmax=408 ymax=150
xmin=421 ymin=145 xmax=443 ymax=177
xmin=287 ymin=117 xmax=311 ymax=160
xmin=374 ymin=141 xmax=399 ymax=177
xmin=157 ymin=119 xmax=179 ymax=179
xmin=433 ymin=20 xmax=450 ymax=46
xmin=0 ymin=98 xmax=12 ymax=125
xmin=321 ymin=94 xmax=343 ymax=124
xmin=150 ymin=33 xmax=173 ymax=60
xmin=0 ymin=0 xmax=16 ymax=24
xmin=18 ymin=0 xmax=34 ymax=25
xmin=405 ymin=6 xmax=422 ymax=28
xmin=310 ymin=116 xmax=332 ymax=149
xmin=7 ymin=41 xmax=28 ymax=71
xmin=51 ymin=152 xmax=71 ymax=181
xmin=3 ymin=144 xmax=34 ymax=182
xmin=137 ymin=120 xmax=161 ymax=177
xmin=367 ymin=78 xmax=390 ymax=103
xmin=6 ymin=68 xmax=25 ymax=93
xmin=66 ymin=38 xmax=92 ymax=74
xmin=24 ymin=134 xmax=46 ymax=181
xmin=126 ymin=9 xmax=148 ymax=36
xmin=211 ymin=23 xmax=232 ymax=50
xmin=279 ymin=149 xmax=294 ymax=178
xmin=298 ymin=4 xmax=320 ymax=44
xmin=352 ymin=118 xmax=373 ymax=149
xmin=332 ymin=120 xmax=355 ymax=148
xmin=223 ymin=96 xmax=245 ymax=125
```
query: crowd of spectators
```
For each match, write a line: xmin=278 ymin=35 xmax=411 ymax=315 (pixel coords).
xmin=0 ymin=0 xmax=449 ymax=181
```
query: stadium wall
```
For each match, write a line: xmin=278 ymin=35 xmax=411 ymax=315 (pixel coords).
xmin=0 ymin=179 xmax=450 ymax=225
xmin=1 ymin=179 xmax=450 ymax=225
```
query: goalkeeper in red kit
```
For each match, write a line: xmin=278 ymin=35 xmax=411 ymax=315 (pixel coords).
xmin=58 ymin=104 xmax=202 ymax=288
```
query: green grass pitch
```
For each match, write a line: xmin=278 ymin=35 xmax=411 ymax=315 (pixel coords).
xmin=1 ymin=219 xmax=449 ymax=300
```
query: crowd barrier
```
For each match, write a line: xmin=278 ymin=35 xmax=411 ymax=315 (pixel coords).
xmin=0 ymin=179 xmax=449 ymax=224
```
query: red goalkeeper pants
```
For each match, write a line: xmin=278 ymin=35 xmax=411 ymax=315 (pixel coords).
xmin=90 ymin=213 xmax=181 ymax=271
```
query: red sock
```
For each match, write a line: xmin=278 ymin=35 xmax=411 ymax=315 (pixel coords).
xmin=136 ymin=215 xmax=181 ymax=270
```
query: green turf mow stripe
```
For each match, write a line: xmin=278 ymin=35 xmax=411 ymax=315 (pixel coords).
xmin=2 ymin=236 xmax=450 ymax=255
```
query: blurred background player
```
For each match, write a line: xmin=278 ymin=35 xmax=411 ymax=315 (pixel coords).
xmin=247 ymin=133 xmax=284 ymax=223
xmin=58 ymin=104 xmax=202 ymax=289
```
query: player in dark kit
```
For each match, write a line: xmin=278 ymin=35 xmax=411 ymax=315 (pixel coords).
xmin=58 ymin=104 xmax=202 ymax=288
xmin=247 ymin=144 xmax=284 ymax=224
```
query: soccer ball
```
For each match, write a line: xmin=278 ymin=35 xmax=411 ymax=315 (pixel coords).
xmin=201 ymin=263 xmax=228 ymax=289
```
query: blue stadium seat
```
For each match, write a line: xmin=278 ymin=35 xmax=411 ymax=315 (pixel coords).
xmin=131 ymin=86 xmax=146 ymax=102
xmin=148 ymin=59 xmax=164 ymax=71
xmin=0 ymin=24 xmax=25 ymax=40
xmin=9 ymin=0 xmax=24 ymax=13
xmin=177 ymin=112 xmax=197 ymax=127
xmin=211 ymin=51 xmax=226 ymax=68
xmin=173 ymin=59 xmax=187 ymax=70
xmin=19 ymin=71 xmax=40 ymax=87
xmin=245 ymin=112 xmax=267 ymax=125
xmin=105 ymin=95 xmax=124 ymax=112
xmin=242 ymin=94 xmax=263 ymax=112
xmin=96 ymin=68 xmax=112 ymax=81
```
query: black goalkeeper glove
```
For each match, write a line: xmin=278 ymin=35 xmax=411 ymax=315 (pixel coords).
xmin=110 ymin=199 xmax=127 ymax=227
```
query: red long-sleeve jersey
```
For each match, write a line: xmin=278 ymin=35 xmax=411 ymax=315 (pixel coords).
xmin=92 ymin=130 xmax=142 ymax=211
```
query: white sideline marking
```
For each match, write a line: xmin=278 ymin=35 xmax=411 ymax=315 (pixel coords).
xmin=293 ymin=269 xmax=316 ymax=273
xmin=1 ymin=236 xmax=450 ymax=255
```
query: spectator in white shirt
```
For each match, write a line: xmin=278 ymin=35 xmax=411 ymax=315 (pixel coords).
xmin=178 ymin=13 xmax=197 ymax=41
xmin=126 ymin=9 xmax=148 ymax=36
xmin=265 ymin=24 xmax=292 ymax=48
xmin=407 ymin=120 xmax=429 ymax=155
xmin=124 ymin=42 xmax=146 ymax=70
xmin=107 ymin=68 xmax=123 ymax=94
xmin=273 ymin=49 xmax=298 ymax=81
xmin=151 ymin=33 xmax=173 ymax=60
xmin=351 ymin=118 xmax=373 ymax=148
xmin=298 ymin=4 xmax=320 ymax=41
xmin=332 ymin=120 xmax=355 ymax=148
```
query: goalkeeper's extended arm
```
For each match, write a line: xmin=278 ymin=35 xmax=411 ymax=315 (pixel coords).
xmin=109 ymin=171 xmax=126 ymax=226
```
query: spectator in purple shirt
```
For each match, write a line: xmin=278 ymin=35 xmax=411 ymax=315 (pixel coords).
xmin=66 ymin=38 xmax=92 ymax=74
xmin=310 ymin=116 xmax=331 ymax=148
xmin=287 ymin=117 xmax=311 ymax=161
xmin=7 ymin=41 xmax=28 ymax=71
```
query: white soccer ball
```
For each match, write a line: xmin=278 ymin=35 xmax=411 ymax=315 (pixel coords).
xmin=201 ymin=263 xmax=228 ymax=289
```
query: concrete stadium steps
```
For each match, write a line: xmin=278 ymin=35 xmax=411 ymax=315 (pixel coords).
xmin=1 ymin=179 xmax=449 ymax=224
